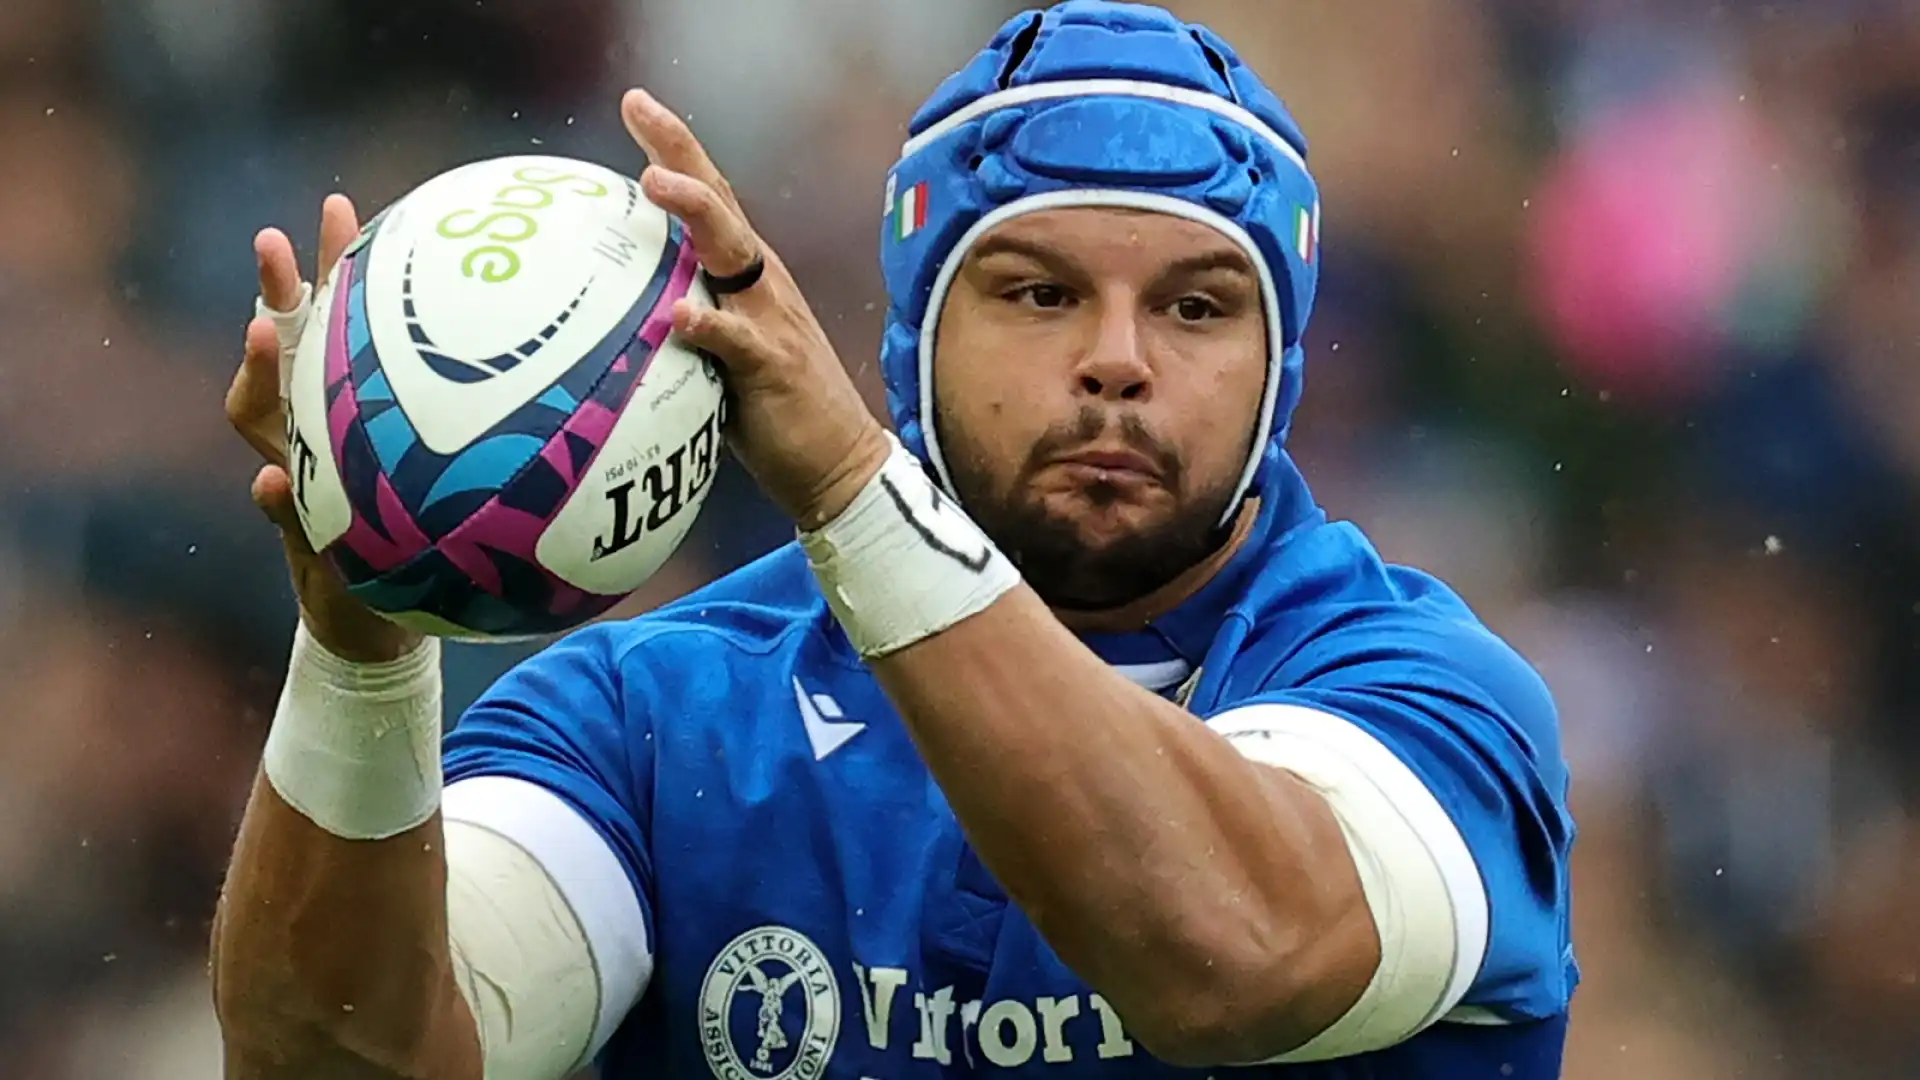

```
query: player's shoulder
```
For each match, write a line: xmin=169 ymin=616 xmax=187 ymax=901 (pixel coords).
xmin=474 ymin=541 xmax=845 ymax=732
xmin=583 ymin=541 xmax=835 ymax=664
xmin=1225 ymin=515 xmax=1578 ymax=1024
xmin=1230 ymin=516 xmax=1558 ymax=747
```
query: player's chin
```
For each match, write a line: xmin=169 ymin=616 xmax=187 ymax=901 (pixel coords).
xmin=1035 ymin=485 xmax=1175 ymax=544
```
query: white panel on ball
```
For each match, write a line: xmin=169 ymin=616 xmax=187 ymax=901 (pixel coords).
xmin=538 ymin=321 xmax=726 ymax=596
xmin=362 ymin=157 xmax=680 ymax=456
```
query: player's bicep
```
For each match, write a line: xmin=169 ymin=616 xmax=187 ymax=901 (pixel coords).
xmin=1205 ymin=625 xmax=1573 ymax=1061
xmin=439 ymin=625 xmax=663 ymax=1074
xmin=1204 ymin=703 xmax=1485 ymax=1062
xmin=444 ymin=779 xmax=652 ymax=1078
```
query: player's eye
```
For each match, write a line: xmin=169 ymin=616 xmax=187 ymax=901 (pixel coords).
xmin=1009 ymin=282 xmax=1074 ymax=310
xmin=1171 ymin=295 xmax=1223 ymax=322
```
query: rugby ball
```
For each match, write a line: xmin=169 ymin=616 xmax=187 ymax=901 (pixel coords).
xmin=283 ymin=154 xmax=726 ymax=641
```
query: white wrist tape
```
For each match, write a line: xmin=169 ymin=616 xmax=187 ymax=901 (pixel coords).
xmin=263 ymin=620 xmax=445 ymax=840
xmin=256 ymin=280 xmax=313 ymax=399
xmin=800 ymin=433 xmax=1021 ymax=658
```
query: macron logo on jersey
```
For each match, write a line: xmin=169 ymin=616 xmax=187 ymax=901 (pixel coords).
xmin=793 ymin=679 xmax=865 ymax=761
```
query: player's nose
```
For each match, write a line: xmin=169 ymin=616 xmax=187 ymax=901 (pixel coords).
xmin=1072 ymin=301 xmax=1152 ymax=404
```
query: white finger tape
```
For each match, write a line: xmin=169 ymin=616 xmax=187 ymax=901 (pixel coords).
xmin=255 ymin=280 xmax=313 ymax=399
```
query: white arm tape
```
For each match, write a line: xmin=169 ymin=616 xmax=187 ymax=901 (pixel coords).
xmin=444 ymin=776 xmax=653 ymax=1069
xmin=262 ymin=620 xmax=444 ymax=841
xmin=1205 ymin=703 xmax=1490 ymax=1062
xmin=799 ymin=432 xmax=1021 ymax=658
xmin=444 ymin=819 xmax=600 ymax=1080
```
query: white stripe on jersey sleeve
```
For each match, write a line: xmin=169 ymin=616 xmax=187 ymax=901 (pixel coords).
xmin=443 ymin=776 xmax=653 ymax=1066
xmin=1204 ymin=703 xmax=1489 ymax=1062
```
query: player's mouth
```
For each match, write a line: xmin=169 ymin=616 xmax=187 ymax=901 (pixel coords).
xmin=1049 ymin=447 xmax=1164 ymax=489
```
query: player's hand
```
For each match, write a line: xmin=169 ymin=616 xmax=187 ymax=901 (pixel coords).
xmin=620 ymin=89 xmax=893 ymax=529
xmin=225 ymin=195 xmax=425 ymax=664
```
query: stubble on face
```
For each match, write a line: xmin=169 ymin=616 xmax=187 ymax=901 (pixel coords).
xmin=941 ymin=403 xmax=1240 ymax=611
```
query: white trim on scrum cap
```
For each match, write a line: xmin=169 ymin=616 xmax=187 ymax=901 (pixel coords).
xmin=916 ymin=188 xmax=1284 ymax=528
xmin=899 ymin=78 xmax=1309 ymax=177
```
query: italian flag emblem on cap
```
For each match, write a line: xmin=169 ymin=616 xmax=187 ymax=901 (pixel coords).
xmin=1294 ymin=200 xmax=1320 ymax=263
xmin=890 ymin=176 xmax=929 ymax=241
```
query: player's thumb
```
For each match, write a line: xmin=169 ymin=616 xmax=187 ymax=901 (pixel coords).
xmin=249 ymin=462 xmax=422 ymax=664
xmin=251 ymin=463 xmax=320 ymax=561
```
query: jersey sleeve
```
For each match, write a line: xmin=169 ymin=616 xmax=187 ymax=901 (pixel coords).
xmin=440 ymin=622 xmax=658 ymax=1061
xmin=1209 ymin=612 xmax=1575 ymax=1030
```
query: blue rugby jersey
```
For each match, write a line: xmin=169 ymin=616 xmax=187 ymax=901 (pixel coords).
xmin=442 ymin=457 xmax=1577 ymax=1079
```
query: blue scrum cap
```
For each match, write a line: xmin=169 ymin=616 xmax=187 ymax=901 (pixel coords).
xmin=877 ymin=0 xmax=1321 ymax=522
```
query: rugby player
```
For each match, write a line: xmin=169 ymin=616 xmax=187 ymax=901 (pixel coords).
xmin=213 ymin=3 xmax=1576 ymax=1078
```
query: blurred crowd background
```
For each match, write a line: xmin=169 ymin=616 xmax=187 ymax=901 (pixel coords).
xmin=2 ymin=0 xmax=1918 ymax=1076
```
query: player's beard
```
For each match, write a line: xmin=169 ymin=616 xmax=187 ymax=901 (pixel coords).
xmin=940 ymin=405 xmax=1241 ymax=612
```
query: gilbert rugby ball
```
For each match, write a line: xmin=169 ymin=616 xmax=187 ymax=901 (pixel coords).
xmin=284 ymin=154 xmax=725 ymax=641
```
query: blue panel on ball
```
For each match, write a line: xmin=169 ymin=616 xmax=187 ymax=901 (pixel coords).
xmin=346 ymin=274 xmax=372 ymax=359
xmin=537 ymin=384 xmax=579 ymax=413
xmin=423 ymin=433 xmax=545 ymax=509
xmin=359 ymin=370 xmax=394 ymax=403
xmin=335 ymin=414 xmax=399 ymax=545
xmin=339 ymin=544 xmax=610 ymax=638
xmin=363 ymin=407 xmax=418 ymax=478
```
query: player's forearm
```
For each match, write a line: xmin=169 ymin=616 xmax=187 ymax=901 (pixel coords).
xmin=871 ymin=586 xmax=1374 ymax=1062
xmin=212 ymin=773 xmax=483 ymax=1080
xmin=212 ymin=627 xmax=482 ymax=1080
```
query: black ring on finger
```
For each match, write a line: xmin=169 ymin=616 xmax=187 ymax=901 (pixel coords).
xmin=701 ymin=257 xmax=766 ymax=297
